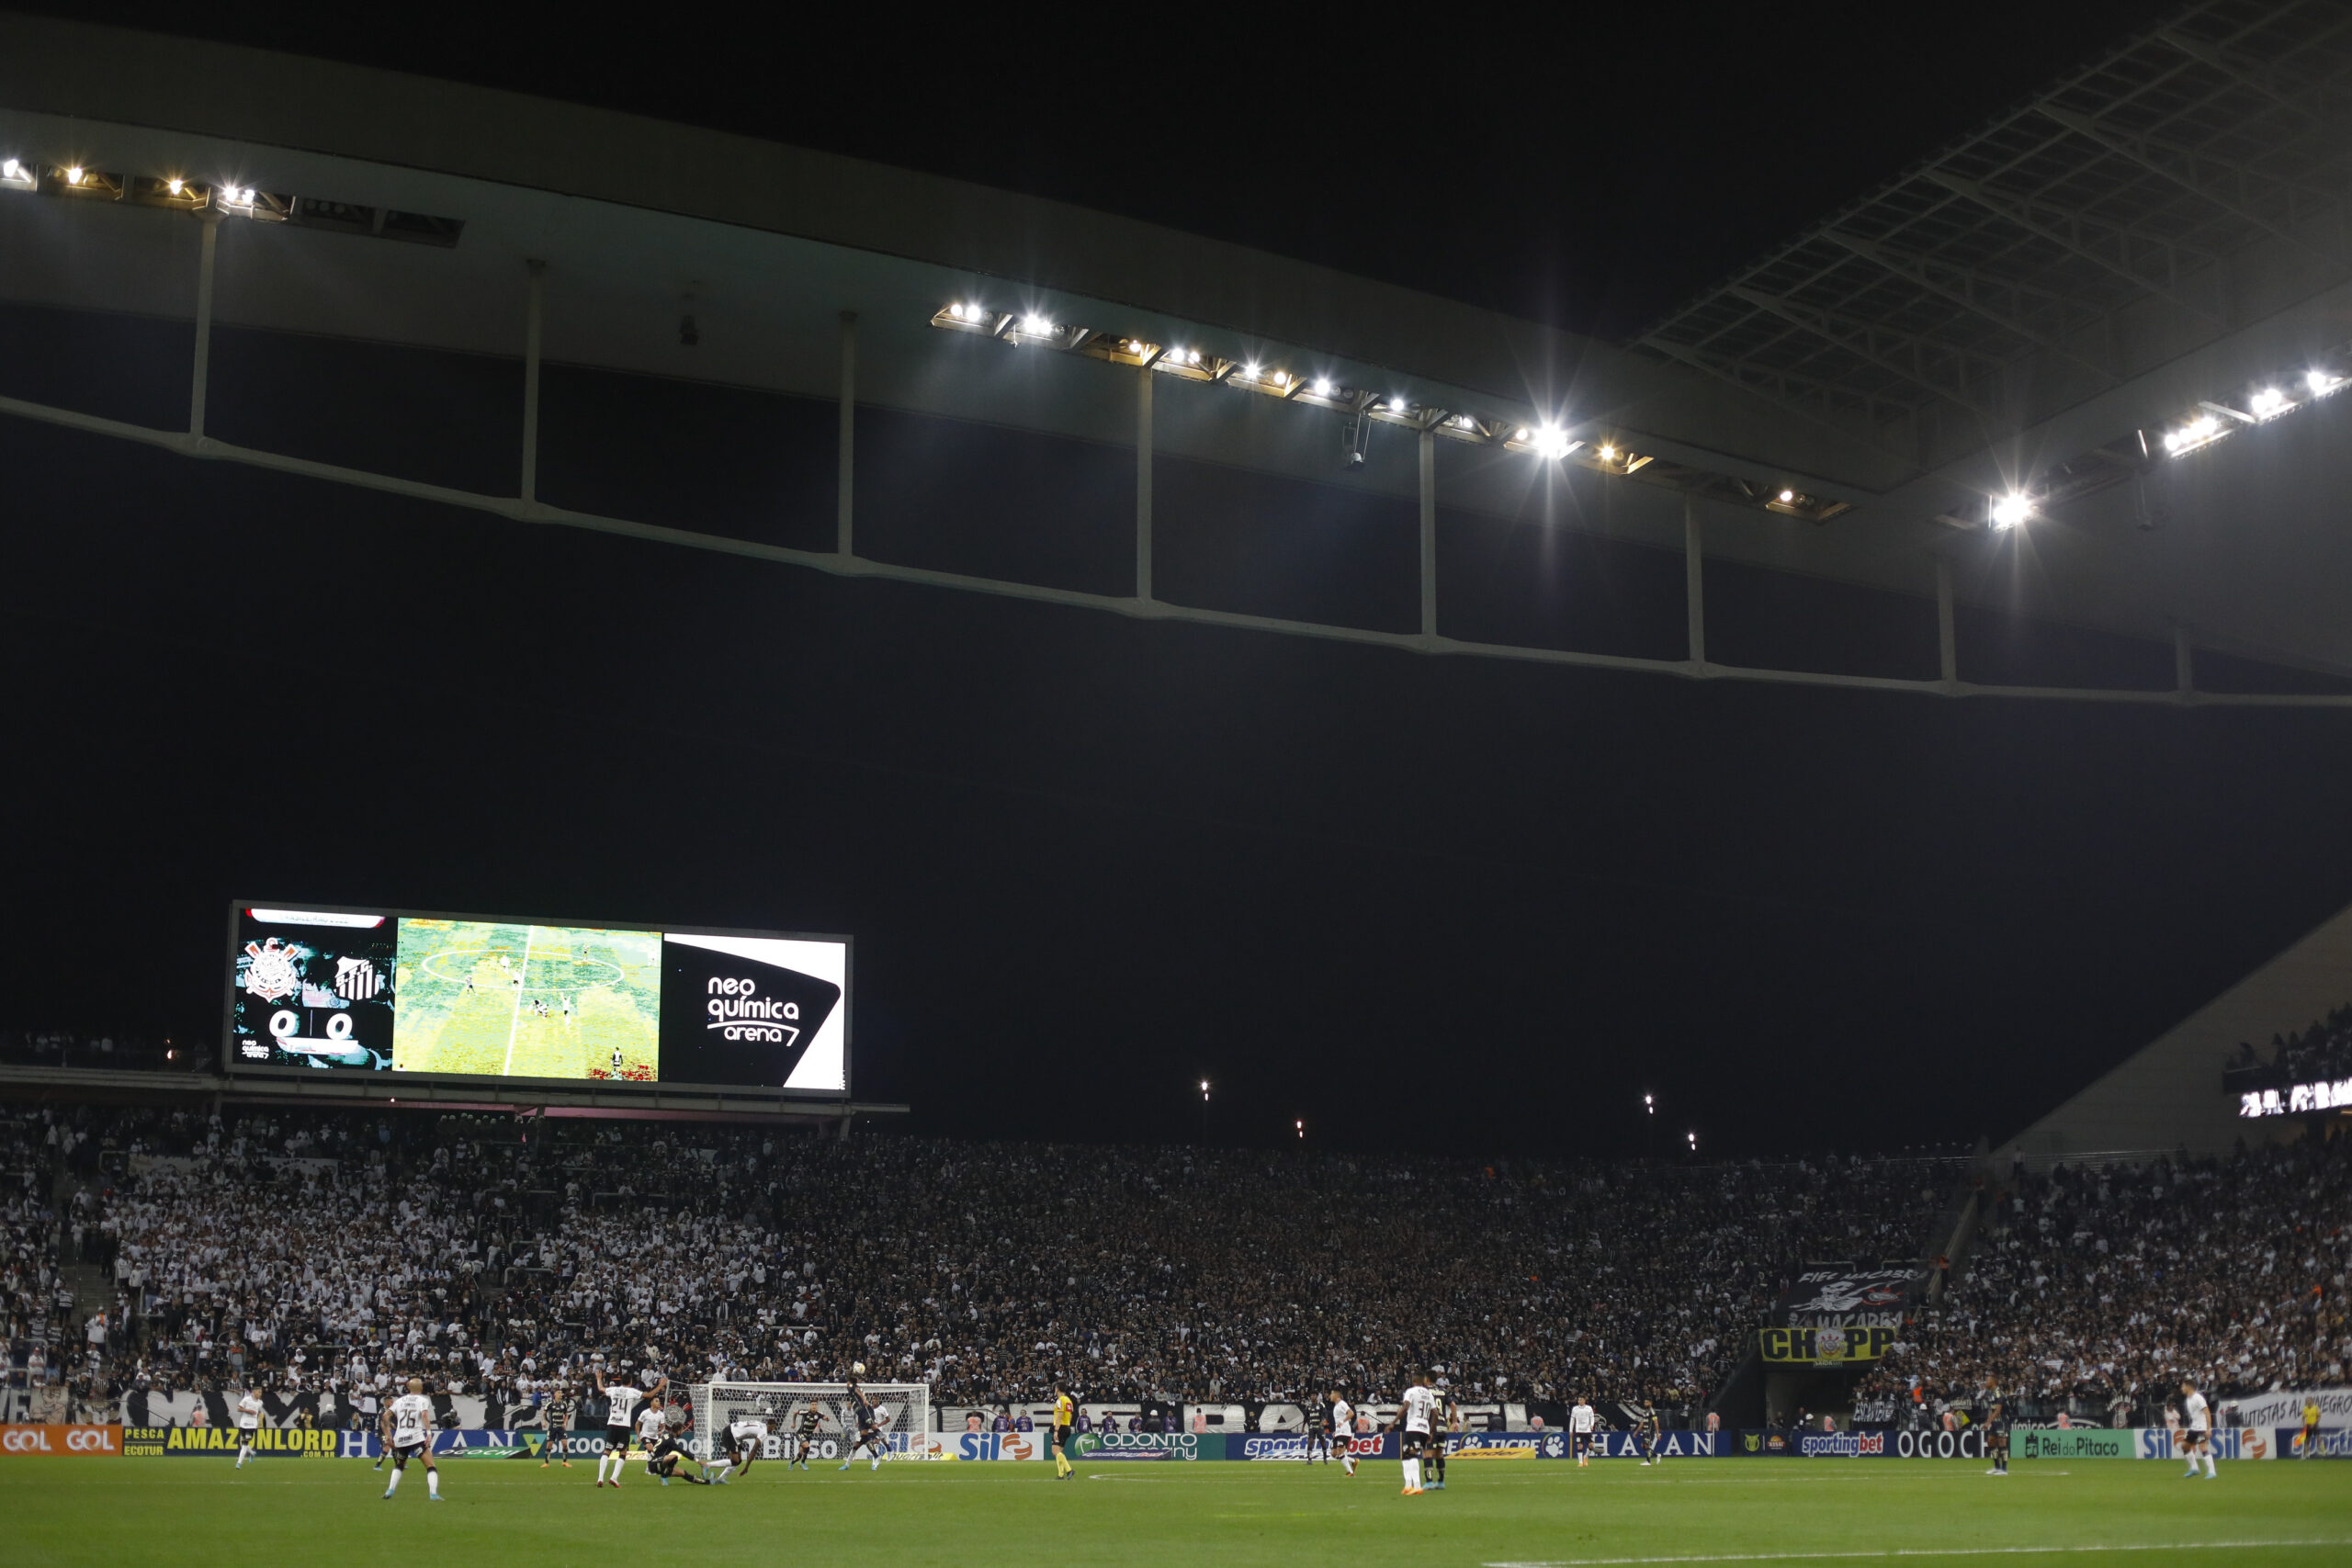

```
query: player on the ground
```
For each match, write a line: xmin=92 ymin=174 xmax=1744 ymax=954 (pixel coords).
xmin=644 ymin=1428 xmax=711 ymax=1486
xmin=704 ymin=1416 xmax=769 ymax=1484
xmin=1052 ymin=1383 xmax=1077 ymax=1479
xmin=594 ymin=1368 xmax=667 ymax=1488
xmin=2301 ymin=1396 xmax=2324 ymax=1459
xmin=1392 ymin=1373 xmax=1440 ymax=1496
xmin=379 ymin=1376 xmax=442 ymax=1501
xmin=542 ymin=1385 xmax=573 ymax=1469
xmin=1984 ymin=1395 xmax=2010 ymax=1476
xmin=232 ymin=1383 xmax=264 ymax=1470
xmin=2179 ymin=1380 xmax=2215 ymax=1479
xmin=838 ymin=1371 xmax=892 ymax=1470
xmin=1329 ymin=1391 xmax=1359 ymax=1475
xmin=791 ymin=1402 xmax=821 ymax=1470
xmin=1570 ymin=1393 xmax=1596 ymax=1468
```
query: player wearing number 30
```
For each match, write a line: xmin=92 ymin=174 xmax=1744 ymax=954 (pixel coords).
xmin=380 ymin=1377 xmax=442 ymax=1502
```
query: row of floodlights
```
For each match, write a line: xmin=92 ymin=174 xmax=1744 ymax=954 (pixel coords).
xmin=1 ymin=157 xmax=278 ymax=215
xmin=1982 ymin=364 xmax=2348 ymax=533
xmin=934 ymin=300 xmax=1663 ymax=479
xmin=2157 ymin=367 xmax=2346 ymax=458
xmin=0 ymin=156 xmax=466 ymax=247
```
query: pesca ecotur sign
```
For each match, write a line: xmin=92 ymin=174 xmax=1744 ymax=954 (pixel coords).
xmin=1 ymin=1425 xmax=121 ymax=1455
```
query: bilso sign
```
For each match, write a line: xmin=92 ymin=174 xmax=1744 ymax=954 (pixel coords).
xmin=1758 ymin=1324 xmax=1896 ymax=1363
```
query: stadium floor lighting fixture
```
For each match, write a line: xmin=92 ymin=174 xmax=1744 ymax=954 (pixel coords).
xmin=0 ymin=157 xmax=34 ymax=192
xmin=1989 ymin=494 xmax=2032 ymax=530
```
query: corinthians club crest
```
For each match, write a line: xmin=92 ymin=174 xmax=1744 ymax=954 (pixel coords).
xmin=243 ymin=936 xmax=303 ymax=1002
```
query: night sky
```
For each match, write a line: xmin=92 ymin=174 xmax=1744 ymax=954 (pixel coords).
xmin=13 ymin=0 xmax=2346 ymax=1161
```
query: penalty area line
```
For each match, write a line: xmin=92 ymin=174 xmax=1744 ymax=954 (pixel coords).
xmin=1485 ymin=1541 xmax=2352 ymax=1567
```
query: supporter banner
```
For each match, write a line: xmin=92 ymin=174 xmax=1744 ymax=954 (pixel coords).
xmin=2014 ymin=1427 xmax=2131 ymax=1461
xmin=1773 ymin=1268 xmax=1923 ymax=1329
xmin=1073 ymin=1432 xmax=1205 ymax=1461
xmin=1 ymin=1425 xmax=121 ymax=1456
xmin=1758 ymin=1325 xmax=1897 ymax=1363
xmin=121 ymin=1426 xmax=340 ymax=1458
xmin=2230 ymin=1387 xmax=2352 ymax=1430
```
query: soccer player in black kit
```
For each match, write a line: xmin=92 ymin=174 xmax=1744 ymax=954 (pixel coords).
xmin=792 ymin=1403 xmax=821 ymax=1470
xmin=1984 ymin=1397 xmax=2010 ymax=1476
xmin=1306 ymin=1395 xmax=1333 ymax=1465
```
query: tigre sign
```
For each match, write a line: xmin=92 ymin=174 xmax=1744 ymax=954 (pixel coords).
xmin=1 ymin=1425 xmax=122 ymax=1455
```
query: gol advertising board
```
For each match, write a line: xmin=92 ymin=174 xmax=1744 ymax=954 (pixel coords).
xmin=1 ymin=1425 xmax=121 ymax=1455
xmin=224 ymin=904 xmax=849 ymax=1094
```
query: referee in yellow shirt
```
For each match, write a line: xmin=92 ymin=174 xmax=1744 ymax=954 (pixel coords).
xmin=1052 ymin=1384 xmax=1076 ymax=1479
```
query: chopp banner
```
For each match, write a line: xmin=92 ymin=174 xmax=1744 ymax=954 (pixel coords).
xmin=123 ymin=1426 xmax=340 ymax=1458
xmin=1 ymin=1425 xmax=121 ymax=1456
xmin=1758 ymin=1325 xmax=1896 ymax=1363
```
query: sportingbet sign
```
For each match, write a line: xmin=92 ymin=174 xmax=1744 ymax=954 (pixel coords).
xmin=224 ymin=903 xmax=850 ymax=1094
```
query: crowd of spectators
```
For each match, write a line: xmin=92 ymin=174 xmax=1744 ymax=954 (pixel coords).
xmin=1855 ymin=1134 xmax=2352 ymax=1424
xmin=2225 ymin=1005 xmax=2352 ymax=1087
xmin=5 ymin=1101 xmax=1958 ymax=1428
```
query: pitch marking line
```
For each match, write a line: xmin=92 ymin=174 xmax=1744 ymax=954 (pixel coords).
xmin=1485 ymin=1540 xmax=2352 ymax=1567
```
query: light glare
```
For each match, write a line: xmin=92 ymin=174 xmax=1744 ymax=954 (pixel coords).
xmin=64 ymin=165 xmax=83 ymax=184
xmin=1990 ymin=494 xmax=2031 ymax=530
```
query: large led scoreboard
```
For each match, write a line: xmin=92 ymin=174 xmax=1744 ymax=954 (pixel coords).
xmin=223 ymin=903 xmax=850 ymax=1095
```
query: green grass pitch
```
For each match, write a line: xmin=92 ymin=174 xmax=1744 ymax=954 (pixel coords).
xmin=392 ymin=919 xmax=660 ymax=1079
xmin=6 ymin=1458 xmax=2349 ymax=1568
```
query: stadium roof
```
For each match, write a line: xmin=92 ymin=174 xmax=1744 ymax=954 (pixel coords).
xmin=3 ymin=3 xmax=2351 ymax=700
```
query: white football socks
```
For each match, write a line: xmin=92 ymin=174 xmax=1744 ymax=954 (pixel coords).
xmin=1403 ymin=1457 xmax=1420 ymax=1489
xmin=386 ymin=1468 xmax=402 ymax=1495
xmin=426 ymin=1470 xmax=439 ymax=1498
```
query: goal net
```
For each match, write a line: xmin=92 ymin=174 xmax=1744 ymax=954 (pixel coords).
xmin=687 ymin=1382 xmax=935 ymax=1461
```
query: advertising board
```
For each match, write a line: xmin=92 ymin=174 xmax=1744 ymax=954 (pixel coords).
xmin=1758 ymin=1325 xmax=1896 ymax=1363
xmin=122 ymin=1426 xmax=339 ymax=1457
xmin=225 ymin=903 xmax=849 ymax=1093
xmin=1 ymin=1425 xmax=121 ymax=1455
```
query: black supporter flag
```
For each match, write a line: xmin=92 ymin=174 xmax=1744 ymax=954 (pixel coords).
xmin=657 ymin=940 xmax=841 ymax=1088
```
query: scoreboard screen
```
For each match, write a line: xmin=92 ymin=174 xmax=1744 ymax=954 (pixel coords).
xmin=224 ymin=904 xmax=849 ymax=1094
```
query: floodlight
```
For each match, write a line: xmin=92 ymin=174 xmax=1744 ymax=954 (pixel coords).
xmin=1244 ymin=362 xmax=1261 ymax=378
xmin=1023 ymin=313 xmax=1051 ymax=333
xmin=0 ymin=158 xmax=31 ymax=192
xmin=63 ymin=165 xmax=83 ymax=184
xmin=1269 ymin=370 xmax=1287 ymax=386
xmin=1453 ymin=415 xmax=1475 ymax=429
xmin=1989 ymin=494 xmax=2031 ymax=530
xmin=1778 ymin=488 xmax=1794 ymax=502
xmin=1314 ymin=378 xmax=1333 ymax=395
xmin=1598 ymin=444 xmax=1617 ymax=461
xmin=1529 ymin=423 xmax=1575 ymax=460
xmin=165 ymin=176 xmax=184 ymax=196
xmin=2309 ymin=369 xmax=2344 ymax=396
xmin=2250 ymin=388 xmax=2288 ymax=419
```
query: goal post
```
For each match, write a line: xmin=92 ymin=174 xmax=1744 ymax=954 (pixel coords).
xmin=688 ymin=1382 xmax=935 ymax=1461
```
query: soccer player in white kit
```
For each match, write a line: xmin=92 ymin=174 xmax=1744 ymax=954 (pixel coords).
xmin=380 ymin=1377 xmax=441 ymax=1501
xmin=631 ymin=1397 xmax=668 ymax=1480
xmin=232 ymin=1386 xmax=264 ymax=1469
xmin=1570 ymin=1394 xmax=1597 ymax=1467
xmin=2179 ymin=1380 xmax=2216 ymax=1479
xmin=706 ymin=1416 xmax=769 ymax=1483
xmin=1329 ymin=1393 xmax=1358 ymax=1476
xmin=594 ymin=1369 xmax=667 ymax=1488
xmin=1393 ymin=1373 xmax=1440 ymax=1495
